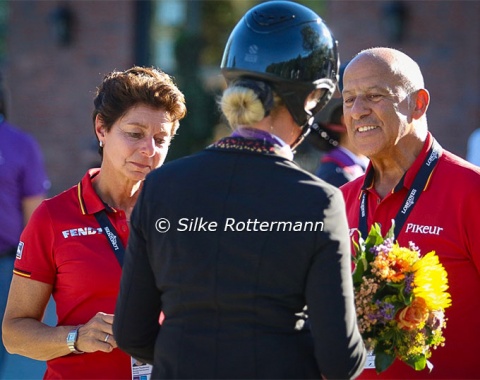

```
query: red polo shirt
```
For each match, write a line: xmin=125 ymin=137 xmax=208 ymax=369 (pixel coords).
xmin=14 ymin=169 xmax=131 ymax=379
xmin=341 ymin=133 xmax=480 ymax=379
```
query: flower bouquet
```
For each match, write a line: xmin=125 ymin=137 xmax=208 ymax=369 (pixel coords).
xmin=352 ymin=222 xmax=451 ymax=373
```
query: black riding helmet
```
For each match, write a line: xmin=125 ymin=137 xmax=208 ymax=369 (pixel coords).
xmin=221 ymin=1 xmax=339 ymax=131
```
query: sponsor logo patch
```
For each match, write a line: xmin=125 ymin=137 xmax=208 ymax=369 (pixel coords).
xmin=405 ymin=223 xmax=443 ymax=236
xmin=16 ymin=241 xmax=24 ymax=259
xmin=62 ymin=227 xmax=103 ymax=238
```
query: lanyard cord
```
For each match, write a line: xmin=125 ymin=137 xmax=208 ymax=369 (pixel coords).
xmin=94 ymin=210 xmax=125 ymax=267
xmin=358 ymin=139 xmax=442 ymax=238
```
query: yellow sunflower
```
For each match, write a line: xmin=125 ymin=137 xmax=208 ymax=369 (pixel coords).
xmin=412 ymin=251 xmax=452 ymax=310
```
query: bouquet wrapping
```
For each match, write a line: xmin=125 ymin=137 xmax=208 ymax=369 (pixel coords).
xmin=352 ymin=222 xmax=451 ymax=373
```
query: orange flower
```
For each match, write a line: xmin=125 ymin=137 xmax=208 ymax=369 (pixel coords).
xmin=396 ymin=297 xmax=429 ymax=330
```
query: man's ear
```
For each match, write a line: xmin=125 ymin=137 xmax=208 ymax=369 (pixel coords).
xmin=412 ymin=88 xmax=429 ymax=120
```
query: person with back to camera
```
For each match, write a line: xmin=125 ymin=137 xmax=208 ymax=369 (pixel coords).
xmin=311 ymin=64 xmax=368 ymax=187
xmin=2 ymin=66 xmax=186 ymax=379
xmin=340 ymin=47 xmax=480 ymax=379
xmin=113 ymin=2 xmax=366 ymax=379
xmin=0 ymin=74 xmax=50 ymax=376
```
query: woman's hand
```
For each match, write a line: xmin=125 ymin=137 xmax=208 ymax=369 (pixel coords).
xmin=75 ymin=312 xmax=118 ymax=353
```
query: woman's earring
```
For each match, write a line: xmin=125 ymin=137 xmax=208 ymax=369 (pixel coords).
xmin=99 ymin=141 xmax=104 ymax=147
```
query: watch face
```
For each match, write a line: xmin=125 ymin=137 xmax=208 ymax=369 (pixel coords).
xmin=67 ymin=331 xmax=76 ymax=342
xmin=66 ymin=328 xmax=83 ymax=354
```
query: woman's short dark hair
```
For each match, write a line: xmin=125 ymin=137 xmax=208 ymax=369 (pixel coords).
xmin=92 ymin=66 xmax=186 ymax=143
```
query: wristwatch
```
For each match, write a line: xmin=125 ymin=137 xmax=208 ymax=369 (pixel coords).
xmin=66 ymin=326 xmax=84 ymax=354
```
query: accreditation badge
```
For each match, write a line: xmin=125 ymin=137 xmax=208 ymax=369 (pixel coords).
xmin=364 ymin=350 xmax=376 ymax=369
xmin=131 ymin=357 xmax=152 ymax=380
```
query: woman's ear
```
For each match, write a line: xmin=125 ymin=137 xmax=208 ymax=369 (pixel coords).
xmin=94 ymin=114 xmax=106 ymax=141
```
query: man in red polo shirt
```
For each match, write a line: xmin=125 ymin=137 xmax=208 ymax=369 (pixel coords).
xmin=341 ymin=47 xmax=480 ymax=379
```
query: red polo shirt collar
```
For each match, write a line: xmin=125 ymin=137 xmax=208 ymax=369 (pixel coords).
xmin=361 ymin=132 xmax=437 ymax=195
xmin=77 ymin=168 xmax=109 ymax=215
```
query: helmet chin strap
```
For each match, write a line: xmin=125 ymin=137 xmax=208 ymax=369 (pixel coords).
xmin=290 ymin=118 xmax=313 ymax=153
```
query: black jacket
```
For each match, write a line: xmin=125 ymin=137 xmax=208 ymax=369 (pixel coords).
xmin=114 ymin=137 xmax=366 ymax=379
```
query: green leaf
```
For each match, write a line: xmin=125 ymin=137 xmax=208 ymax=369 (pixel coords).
xmin=375 ymin=351 xmax=395 ymax=373
xmin=352 ymin=228 xmax=369 ymax=286
xmin=352 ymin=237 xmax=361 ymax=260
xmin=364 ymin=223 xmax=384 ymax=252
xmin=407 ymin=355 xmax=427 ymax=371
xmin=385 ymin=219 xmax=396 ymax=240
xmin=352 ymin=252 xmax=368 ymax=285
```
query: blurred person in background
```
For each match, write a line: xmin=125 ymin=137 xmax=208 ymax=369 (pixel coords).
xmin=466 ymin=128 xmax=480 ymax=166
xmin=311 ymin=97 xmax=368 ymax=187
xmin=113 ymin=2 xmax=366 ymax=379
xmin=2 ymin=66 xmax=186 ymax=379
xmin=0 ymin=74 xmax=50 ymax=377
xmin=310 ymin=63 xmax=368 ymax=187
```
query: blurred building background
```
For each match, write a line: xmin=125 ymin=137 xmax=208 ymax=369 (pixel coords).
xmin=0 ymin=0 xmax=479 ymax=377
xmin=0 ymin=0 xmax=479 ymax=197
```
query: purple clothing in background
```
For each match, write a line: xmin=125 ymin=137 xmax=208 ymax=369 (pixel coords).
xmin=0 ymin=121 xmax=49 ymax=252
xmin=316 ymin=147 xmax=368 ymax=188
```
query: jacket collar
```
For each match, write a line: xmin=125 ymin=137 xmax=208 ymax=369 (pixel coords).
xmin=208 ymin=134 xmax=294 ymax=160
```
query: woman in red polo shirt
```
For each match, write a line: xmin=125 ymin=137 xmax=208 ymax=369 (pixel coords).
xmin=2 ymin=66 xmax=186 ymax=379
